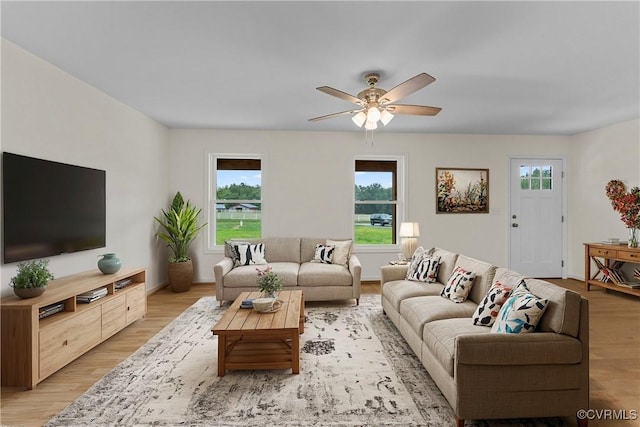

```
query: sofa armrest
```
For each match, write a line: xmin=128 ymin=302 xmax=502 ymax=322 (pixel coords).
xmin=214 ymin=257 xmax=235 ymax=300
xmin=348 ymin=254 xmax=362 ymax=296
xmin=380 ymin=264 xmax=409 ymax=284
xmin=456 ymin=332 xmax=583 ymax=366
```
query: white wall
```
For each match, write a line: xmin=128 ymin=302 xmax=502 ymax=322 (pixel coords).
xmin=1 ymin=39 xmax=171 ymax=297
xmin=169 ymin=129 xmax=572 ymax=281
xmin=567 ymin=118 xmax=640 ymax=280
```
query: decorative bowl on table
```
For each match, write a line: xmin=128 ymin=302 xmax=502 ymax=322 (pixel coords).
xmin=252 ymin=297 xmax=276 ymax=313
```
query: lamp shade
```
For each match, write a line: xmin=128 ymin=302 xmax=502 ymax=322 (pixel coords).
xmin=399 ymin=222 xmax=420 ymax=237
xmin=367 ymin=107 xmax=381 ymax=123
xmin=380 ymin=109 xmax=394 ymax=126
xmin=364 ymin=120 xmax=378 ymax=130
xmin=352 ymin=111 xmax=366 ymax=127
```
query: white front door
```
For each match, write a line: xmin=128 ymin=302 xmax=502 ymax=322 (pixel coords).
xmin=509 ymin=158 xmax=563 ymax=277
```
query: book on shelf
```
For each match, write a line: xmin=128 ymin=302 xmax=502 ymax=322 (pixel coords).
xmin=616 ymin=281 xmax=640 ymax=289
xmin=76 ymin=287 xmax=108 ymax=303
xmin=115 ymin=278 xmax=133 ymax=289
xmin=39 ymin=302 xmax=65 ymax=319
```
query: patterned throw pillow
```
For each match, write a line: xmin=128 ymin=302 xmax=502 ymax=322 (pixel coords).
xmin=405 ymin=247 xmax=427 ymax=280
xmin=472 ymin=282 xmax=512 ymax=326
xmin=232 ymin=243 xmax=267 ymax=266
xmin=511 ymin=279 xmax=531 ymax=297
xmin=407 ymin=255 xmax=441 ymax=283
xmin=491 ymin=293 xmax=549 ymax=334
xmin=312 ymin=244 xmax=335 ymax=264
xmin=441 ymin=266 xmax=476 ymax=303
xmin=225 ymin=240 xmax=249 ymax=265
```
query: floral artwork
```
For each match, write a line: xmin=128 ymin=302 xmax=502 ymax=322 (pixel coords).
xmin=436 ymin=168 xmax=489 ymax=213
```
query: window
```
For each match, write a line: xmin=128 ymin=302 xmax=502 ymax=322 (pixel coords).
xmin=208 ymin=156 xmax=262 ymax=248
xmin=520 ymin=165 xmax=552 ymax=190
xmin=354 ymin=159 xmax=401 ymax=245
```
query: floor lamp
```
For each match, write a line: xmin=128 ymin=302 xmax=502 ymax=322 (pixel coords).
xmin=399 ymin=222 xmax=420 ymax=260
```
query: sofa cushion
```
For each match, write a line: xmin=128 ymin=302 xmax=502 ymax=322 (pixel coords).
xmin=522 ymin=278 xmax=582 ymax=337
xmin=298 ymin=262 xmax=352 ymax=287
xmin=382 ymin=280 xmax=443 ymax=312
xmin=441 ymin=266 xmax=476 ymax=303
xmin=491 ymin=293 xmax=549 ymax=334
xmin=399 ymin=296 xmax=477 ymax=338
xmin=224 ymin=262 xmax=299 ymax=288
xmin=422 ymin=318 xmax=490 ymax=376
xmin=453 ymin=255 xmax=497 ymax=305
xmin=431 ymin=248 xmax=459 ymax=284
xmin=326 ymin=239 xmax=352 ymax=266
xmin=493 ymin=267 xmax=527 ymax=289
xmin=472 ymin=282 xmax=513 ymax=326
xmin=300 ymin=238 xmax=352 ymax=264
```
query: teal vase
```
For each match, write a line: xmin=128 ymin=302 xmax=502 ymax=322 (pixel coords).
xmin=98 ymin=253 xmax=122 ymax=274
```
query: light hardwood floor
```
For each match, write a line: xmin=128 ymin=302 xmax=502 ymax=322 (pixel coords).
xmin=1 ymin=280 xmax=638 ymax=427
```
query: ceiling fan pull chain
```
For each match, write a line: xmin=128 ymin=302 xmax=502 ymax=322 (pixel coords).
xmin=365 ymin=129 xmax=375 ymax=147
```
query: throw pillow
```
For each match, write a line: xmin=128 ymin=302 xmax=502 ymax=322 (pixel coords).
xmin=407 ymin=255 xmax=441 ymax=283
xmin=232 ymin=243 xmax=267 ymax=266
xmin=405 ymin=246 xmax=427 ymax=280
xmin=312 ymin=244 xmax=335 ymax=264
xmin=511 ymin=279 xmax=531 ymax=296
xmin=326 ymin=239 xmax=352 ymax=266
xmin=472 ymin=282 xmax=512 ymax=326
xmin=491 ymin=293 xmax=549 ymax=334
xmin=441 ymin=266 xmax=476 ymax=303
xmin=225 ymin=240 xmax=249 ymax=265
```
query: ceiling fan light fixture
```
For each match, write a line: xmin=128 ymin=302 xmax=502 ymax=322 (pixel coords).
xmin=380 ymin=109 xmax=394 ymax=126
xmin=364 ymin=120 xmax=378 ymax=130
xmin=367 ymin=107 xmax=381 ymax=123
xmin=352 ymin=111 xmax=367 ymax=127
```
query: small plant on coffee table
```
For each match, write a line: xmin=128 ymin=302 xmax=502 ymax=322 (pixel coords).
xmin=256 ymin=266 xmax=282 ymax=298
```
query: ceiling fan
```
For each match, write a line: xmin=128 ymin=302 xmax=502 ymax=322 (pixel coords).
xmin=309 ymin=72 xmax=441 ymax=130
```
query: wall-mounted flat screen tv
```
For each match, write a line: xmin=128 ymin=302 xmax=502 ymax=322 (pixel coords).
xmin=2 ymin=152 xmax=106 ymax=264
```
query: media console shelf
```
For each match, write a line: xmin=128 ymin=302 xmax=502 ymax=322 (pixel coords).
xmin=584 ymin=243 xmax=640 ymax=298
xmin=1 ymin=267 xmax=146 ymax=389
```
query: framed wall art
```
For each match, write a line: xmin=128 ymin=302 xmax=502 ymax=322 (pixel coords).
xmin=436 ymin=167 xmax=489 ymax=214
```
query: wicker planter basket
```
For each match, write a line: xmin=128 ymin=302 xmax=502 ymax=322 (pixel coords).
xmin=168 ymin=260 xmax=193 ymax=293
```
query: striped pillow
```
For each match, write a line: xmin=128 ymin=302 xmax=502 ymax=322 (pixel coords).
xmin=312 ymin=244 xmax=335 ymax=264
xmin=232 ymin=243 xmax=267 ymax=266
xmin=407 ymin=255 xmax=441 ymax=283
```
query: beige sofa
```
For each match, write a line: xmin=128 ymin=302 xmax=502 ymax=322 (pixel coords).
xmin=381 ymin=247 xmax=589 ymax=426
xmin=214 ymin=237 xmax=361 ymax=304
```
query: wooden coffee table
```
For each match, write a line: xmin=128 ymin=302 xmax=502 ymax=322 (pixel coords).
xmin=211 ymin=290 xmax=304 ymax=376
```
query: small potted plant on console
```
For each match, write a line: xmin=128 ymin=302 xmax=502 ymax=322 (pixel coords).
xmin=10 ymin=259 xmax=54 ymax=299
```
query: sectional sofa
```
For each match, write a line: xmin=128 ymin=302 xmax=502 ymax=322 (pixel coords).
xmin=214 ymin=237 xmax=361 ymax=304
xmin=381 ymin=247 xmax=589 ymax=426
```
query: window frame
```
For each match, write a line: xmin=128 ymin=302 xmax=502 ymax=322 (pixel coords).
xmin=206 ymin=153 xmax=264 ymax=252
xmin=353 ymin=155 xmax=406 ymax=252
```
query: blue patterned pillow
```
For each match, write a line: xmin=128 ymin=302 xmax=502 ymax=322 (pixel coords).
xmin=441 ymin=266 xmax=476 ymax=303
xmin=407 ymin=255 xmax=441 ymax=283
xmin=312 ymin=244 xmax=335 ymax=264
xmin=491 ymin=293 xmax=549 ymax=334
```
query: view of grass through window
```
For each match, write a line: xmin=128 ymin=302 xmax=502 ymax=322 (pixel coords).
xmin=215 ymin=164 xmax=262 ymax=245
xmin=354 ymin=170 xmax=395 ymax=244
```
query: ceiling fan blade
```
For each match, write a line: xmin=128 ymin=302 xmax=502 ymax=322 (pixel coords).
xmin=379 ymin=73 xmax=435 ymax=104
xmin=316 ymin=86 xmax=363 ymax=105
xmin=386 ymin=104 xmax=441 ymax=116
xmin=308 ymin=109 xmax=361 ymax=122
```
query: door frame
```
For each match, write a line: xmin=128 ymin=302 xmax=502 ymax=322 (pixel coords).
xmin=507 ymin=156 xmax=568 ymax=279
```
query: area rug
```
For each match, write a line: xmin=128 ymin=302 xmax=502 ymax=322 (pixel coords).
xmin=46 ymin=296 xmax=564 ymax=427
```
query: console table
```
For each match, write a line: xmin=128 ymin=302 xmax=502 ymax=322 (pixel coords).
xmin=584 ymin=243 xmax=640 ymax=297
xmin=1 ymin=267 xmax=146 ymax=389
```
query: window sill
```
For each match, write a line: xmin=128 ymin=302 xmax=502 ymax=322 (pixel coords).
xmin=353 ymin=244 xmax=401 ymax=254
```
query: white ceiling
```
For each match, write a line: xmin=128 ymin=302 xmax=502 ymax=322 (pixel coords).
xmin=2 ymin=1 xmax=639 ymax=135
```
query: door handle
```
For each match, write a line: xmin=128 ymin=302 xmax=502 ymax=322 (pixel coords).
xmin=512 ymin=223 xmax=519 ymax=228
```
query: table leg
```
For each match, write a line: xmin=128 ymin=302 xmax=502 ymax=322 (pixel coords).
xmin=291 ymin=330 xmax=300 ymax=374
xmin=217 ymin=334 xmax=227 ymax=377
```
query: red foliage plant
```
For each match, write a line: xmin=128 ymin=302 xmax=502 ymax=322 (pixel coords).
xmin=606 ymin=180 xmax=640 ymax=229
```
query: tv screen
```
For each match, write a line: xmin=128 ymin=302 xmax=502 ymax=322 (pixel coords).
xmin=2 ymin=152 xmax=106 ymax=264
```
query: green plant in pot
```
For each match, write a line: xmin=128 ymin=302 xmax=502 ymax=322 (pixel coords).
xmin=154 ymin=192 xmax=206 ymax=292
xmin=10 ymin=259 xmax=54 ymax=299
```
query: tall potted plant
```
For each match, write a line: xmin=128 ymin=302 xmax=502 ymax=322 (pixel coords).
xmin=154 ymin=192 xmax=206 ymax=292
